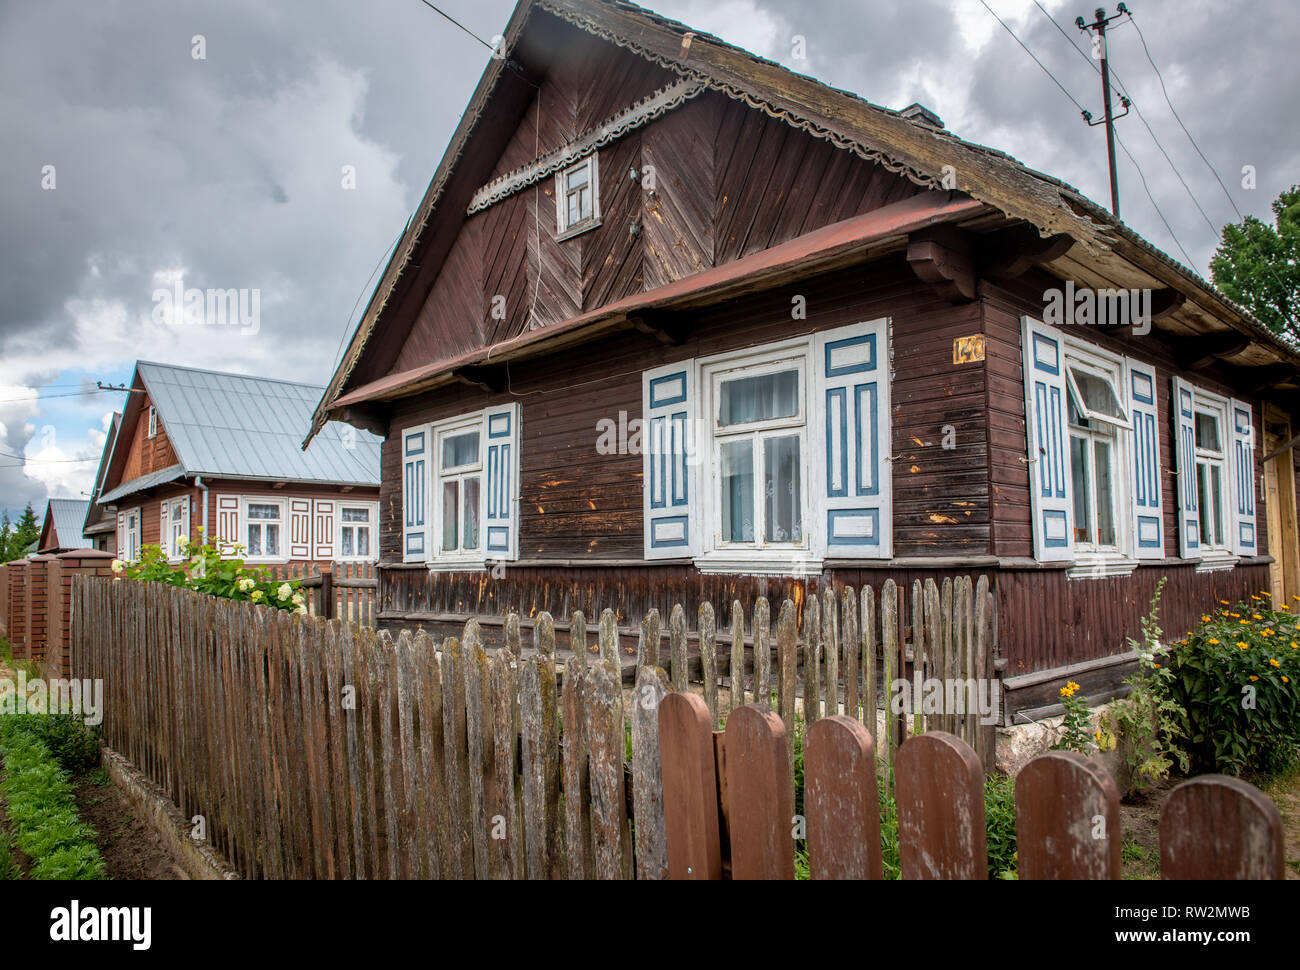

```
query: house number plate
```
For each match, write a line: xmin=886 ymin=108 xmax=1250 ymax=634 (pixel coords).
xmin=953 ymin=334 xmax=986 ymax=364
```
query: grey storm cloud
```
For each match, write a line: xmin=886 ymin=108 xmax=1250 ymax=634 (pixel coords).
xmin=1 ymin=0 xmax=1297 ymax=518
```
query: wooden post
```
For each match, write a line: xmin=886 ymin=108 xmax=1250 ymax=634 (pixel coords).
xmin=895 ymin=731 xmax=986 ymax=880
xmin=669 ymin=603 xmax=687 ymax=692
xmin=753 ymin=597 xmax=771 ymax=708
xmin=319 ymin=566 xmax=334 ymax=621
xmin=699 ymin=602 xmax=718 ymax=727
xmin=728 ymin=600 xmax=745 ymax=715
xmin=805 ymin=715 xmax=881 ymax=880
xmin=803 ymin=603 xmax=821 ymax=725
xmin=724 ymin=704 xmax=794 ymax=880
xmin=1016 ymin=751 xmax=1121 ymax=879
xmin=776 ymin=599 xmax=797 ymax=773
xmin=1160 ymin=775 xmax=1284 ymax=879
xmin=658 ymin=692 xmax=723 ymax=880
xmin=631 ymin=666 xmax=673 ymax=879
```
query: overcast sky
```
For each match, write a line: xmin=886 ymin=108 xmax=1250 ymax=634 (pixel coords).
xmin=2 ymin=0 xmax=1297 ymax=522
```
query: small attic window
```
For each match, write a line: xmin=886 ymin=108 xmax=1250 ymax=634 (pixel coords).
xmin=147 ymin=406 xmax=158 ymax=438
xmin=556 ymin=154 xmax=601 ymax=240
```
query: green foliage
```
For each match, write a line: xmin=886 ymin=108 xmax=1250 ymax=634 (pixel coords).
xmin=0 ymin=636 xmax=11 ymax=664
xmin=0 ymin=719 xmax=106 ymax=880
xmin=4 ymin=713 xmax=101 ymax=776
xmin=1210 ymin=185 xmax=1300 ymax=337
xmin=0 ymin=831 xmax=18 ymax=880
xmin=114 ymin=532 xmax=305 ymax=613
xmin=984 ymin=773 xmax=1018 ymax=879
xmin=1103 ymin=578 xmax=1189 ymax=790
xmin=1163 ymin=592 xmax=1300 ymax=774
xmin=0 ymin=505 xmax=40 ymax=563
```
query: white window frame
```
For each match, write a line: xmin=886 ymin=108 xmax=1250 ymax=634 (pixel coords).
xmin=167 ymin=497 xmax=188 ymax=561
xmin=243 ymin=497 xmax=287 ymax=563
xmin=699 ymin=340 xmax=814 ymax=572
xmin=336 ymin=502 xmax=377 ymax=561
xmin=1058 ymin=338 xmax=1138 ymax=579
xmin=433 ymin=417 xmax=485 ymax=564
xmin=1181 ymin=386 xmax=1238 ymax=571
xmin=147 ymin=406 xmax=158 ymax=438
xmin=555 ymin=154 xmax=601 ymax=240
xmin=124 ymin=507 xmax=142 ymax=562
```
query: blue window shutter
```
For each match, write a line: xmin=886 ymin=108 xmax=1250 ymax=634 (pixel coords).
xmin=1171 ymin=377 xmax=1201 ymax=559
xmin=402 ymin=426 xmax=427 ymax=562
xmin=1021 ymin=317 xmax=1072 ymax=562
xmin=1127 ymin=358 xmax=1163 ymax=559
xmin=643 ymin=360 xmax=696 ymax=560
xmin=1229 ymin=397 xmax=1256 ymax=556
xmin=483 ymin=403 xmax=521 ymax=561
xmin=813 ymin=318 xmax=891 ymax=559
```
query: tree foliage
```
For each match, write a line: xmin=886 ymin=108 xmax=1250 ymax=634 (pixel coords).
xmin=0 ymin=504 xmax=41 ymax=563
xmin=1210 ymin=185 xmax=1300 ymax=338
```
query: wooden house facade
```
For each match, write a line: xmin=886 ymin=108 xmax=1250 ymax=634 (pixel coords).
xmin=95 ymin=362 xmax=382 ymax=568
xmin=309 ymin=0 xmax=1300 ymax=715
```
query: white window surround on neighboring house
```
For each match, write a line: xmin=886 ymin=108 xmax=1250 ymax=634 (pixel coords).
xmin=555 ymin=154 xmax=601 ymax=240
xmin=1022 ymin=316 xmax=1255 ymax=577
xmin=402 ymin=403 xmax=521 ymax=570
xmin=116 ymin=507 xmax=142 ymax=562
xmin=212 ymin=494 xmax=376 ymax=563
xmin=243 ymin=498 xmax=286 ymax=563
xmin=337 ymin=503 xmax=377 ymax=561
xmin=642 ymin=318 xmax=892 ymax=575
xmin=164 ymin=496 xmax=190 ymax=562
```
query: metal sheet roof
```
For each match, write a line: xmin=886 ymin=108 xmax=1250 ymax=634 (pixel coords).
xmin=46 ymin=498 xmax=91 ymax=548
xmin=97 ymin=464 xmax=185 ymax=505
xmin=137 ymin=362 xmax=381 ymax=487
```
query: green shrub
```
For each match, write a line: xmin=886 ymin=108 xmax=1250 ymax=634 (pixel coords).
xmin=984 ymin=773 xmax=1018 ymax=878
xmin=1163 ymin=593 xmax=1300 ymax=774
xmin=0 ymin=721 xmax=105 ymax=880
xmin=114 ymin=534 xmax=305 ymax=613
xmin=5 ymin=713 xmax=101 ymax=776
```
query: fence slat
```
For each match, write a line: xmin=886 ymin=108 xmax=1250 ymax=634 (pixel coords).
xmin=632 ymin=666 xmax=672 ymax=880
xmin=562 ymin=664 xmax=594 ymax=880
xmin=806 ymin=715 xmax=881 ymax=880
xmin=895 ymin=731 xmax=986 ymax=880
xmin=659 ymin=692 xmax=723 ymax=880
xmin=700 ymin=602 xmax=718 ymax=726
xmin=1160 ymin=775 xmax=1284 ymax=879
xmin=753 ymin=598 xmax=771 ymax=709
xmin=585 ymin=659 xmax=632 ymax=879
xmin=414 ymin=630 xmax=449 ymax=879
xmin=723 ymin=704 xmax=794 ymax=880
xmin=728 ymin=601 xmax=745 ymax=716
xmin=440 ymin=635 xmax=473 ymax=879
xmin=1016 ymin=751 xmax=1120 ymax=880
xmin=462 ymin=628 xmax=494 ymax=879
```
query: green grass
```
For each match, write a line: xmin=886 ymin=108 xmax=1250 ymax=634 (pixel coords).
xmin=0 ymin=832 xmax=19 ymax=880
xmin=0 ymin=636 xmax=11 ymax=665
xmin=0 ymin=719 xmax=106 ymax=880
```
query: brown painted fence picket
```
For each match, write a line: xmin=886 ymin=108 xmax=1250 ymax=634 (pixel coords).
xmin=1160 ymin=775 xmax=1285 ymax=879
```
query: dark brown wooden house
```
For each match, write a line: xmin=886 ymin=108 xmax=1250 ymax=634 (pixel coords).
xmin=308 ymin=0 xmax=1300 ymax=718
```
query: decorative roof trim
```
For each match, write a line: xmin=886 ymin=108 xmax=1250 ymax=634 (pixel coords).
xmin=467 ymin=78 xmax=705 ymax=214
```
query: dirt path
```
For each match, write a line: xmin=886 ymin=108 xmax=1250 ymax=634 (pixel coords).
xmin=73 ymin=775 xmax=186 ymax=880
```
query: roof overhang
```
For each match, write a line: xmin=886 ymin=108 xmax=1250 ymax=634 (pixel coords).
xmin=325 ymin=191 xmax=986 ymax=413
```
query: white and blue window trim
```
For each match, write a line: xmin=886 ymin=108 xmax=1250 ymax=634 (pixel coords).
xmin=402 ymin=403 xmax=521 ymax=568
xmin=641 ymin=318 xmax=892 ymax=575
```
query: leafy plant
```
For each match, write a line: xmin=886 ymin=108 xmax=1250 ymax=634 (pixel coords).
xmin=984 ymin=773 xmax=1018 ymax=879
xmin=1163 ymin=591 xmax=1300 ymax=774
xmin=114 ymin=531 xmax=305 ymax=613
xmin=1102 ymin=578 xmax=1189 ymax=790
xmin=5 ymin=713 xmax=101 ymax=776
xmin=1051 ymin=682 xmax=1093 ymax=753
xmin=0 ymin=719 xmax=106 ymax=880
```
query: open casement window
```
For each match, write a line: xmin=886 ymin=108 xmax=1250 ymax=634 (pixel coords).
xmin=1022 ymin=317 xmax=1156 ymax=570
xmin=640 ymin=318 xmax=891 ymax=573
xmin=244 ymin=499 xmax=285 ymax=561
xmin=403 ymin=404 xmax=521 ymax=568
xmin=555 ymin=154 xmax=600 ymax=240
xmin=1172 ymin=378 xmax=1256 ymax=563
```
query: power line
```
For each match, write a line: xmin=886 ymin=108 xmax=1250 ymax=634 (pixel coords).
xmin=978 ymin=1 xmax=1197 ymax=270
xmin=0 ymin=389 xmax=118 ymax=405
xmin=414 ymin=0 xmax=497 ymax=54
xmin=0 ymin=451 xmax=102 ymax=464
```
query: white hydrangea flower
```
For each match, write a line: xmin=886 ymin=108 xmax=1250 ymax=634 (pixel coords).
xmin=110 ymin=559 xmax=125 ymax=573
xmin=237 ymin=577 xmax=255 ymax=592
xmin=277 ymin=583 xmax=292 ymax=601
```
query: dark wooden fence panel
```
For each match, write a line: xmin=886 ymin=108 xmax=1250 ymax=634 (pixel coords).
xmin=1160 ymin=776 xmax=1285 ymax=879
xmin=895 ymin=731 xmax=987 ymax=880
xmin=1015 ymin=751 xmax=1121 ymax=880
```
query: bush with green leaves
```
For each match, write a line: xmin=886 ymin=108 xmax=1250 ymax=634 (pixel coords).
xmin=0 ymin=719 xmax=106 ymax=880
xmin=1163 ymin=592 xmax=1300 ymax=774
xmin=4 ymin=713 xmax=100 ymax=776
xmin=113 ymin=532 xmax=305 ymax=613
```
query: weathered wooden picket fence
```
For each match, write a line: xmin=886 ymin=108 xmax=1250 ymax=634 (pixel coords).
xmin=264 ymin=561 xmax=377 ymax=628
xmin=660 ymin=694 xmax=1286 ymax=880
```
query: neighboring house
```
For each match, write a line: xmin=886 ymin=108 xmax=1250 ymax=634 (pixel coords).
xmin=82 ymin=412 xmax=122 ymax=553
xmin=37 ymin=498 xmax=92 ymax=554
xmin=95 ymin=361 xmax=382 ymax=567
xmin=307 ymin=0 xmax=1300 ymax=703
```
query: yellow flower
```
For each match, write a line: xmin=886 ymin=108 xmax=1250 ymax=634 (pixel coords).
xmin=1230 ymin=612 xmax=1241 ymax=618
xmin=1262 ymin=591 xmax=1272 ymax=598
xmin=1293 ymin=595 xmax=1300 ymax=602
xmin=1201 ymin=615 xmax=1212 ymax=622
xmin=1221 ymin=600 xmax=1231 ymax=605
xmin=1059 ymin=685 xmax=1075 ymax=698
xmin=1153 ymin=662 xmax=1161 ymax=668
xmin=1284 ymin=676 xmax=1291 ymax=684
xmin=1292 ymin=642 xmax=1299 ymax=649
xmin=1252 ymin=614 xmax=1263 ymax=620
xmin=1066 ymin=681 xmax=1080 ymax=692
xmin=1237 ymin=642 xmax=1249 ymax=649
xmin=1209 ymin=638 xmax=1220 ymax=645
xmin=1249 ymin=675 xmax=1259 ymax=682
xmin=1269 ymin=658 xmax=1281 ymax=667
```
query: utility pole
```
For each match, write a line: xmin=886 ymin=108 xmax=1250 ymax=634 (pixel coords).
xmin=1077 ymin=6 xmax=1131 ymax=220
